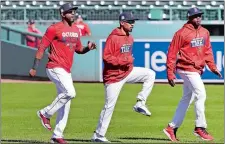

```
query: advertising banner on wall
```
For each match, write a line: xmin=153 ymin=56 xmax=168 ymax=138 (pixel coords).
xmin=99 ymin=39 xmax=224 ymax=83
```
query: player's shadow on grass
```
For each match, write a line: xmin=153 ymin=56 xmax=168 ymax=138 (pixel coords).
xmin=2 ymin=139 xmax=121 ymax=143
xmin=119 ymin=137 xmax=170 ymax=141
xmin=119 ymin=137 xmax=199 ymax=143
xmin=1 ymin=139 xmax=47 ymax=143
xmin=66 ymin=138 xmax=121 ymax=143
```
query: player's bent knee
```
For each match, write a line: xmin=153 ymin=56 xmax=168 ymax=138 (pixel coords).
xmin=148 ymin=70 xmax=156 ymax=80
xmin=193 ymin=89 xmax=206 ymax=100
xmin=194 ymin=94 xmax=206 ymax=101
xmin=66 ymin=90 xmax=76 ymax=98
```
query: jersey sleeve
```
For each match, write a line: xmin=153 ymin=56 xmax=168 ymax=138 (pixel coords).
xmin=103 ymin=37 xmax=120 ymax=66
xmin=166 ymin=32 xmax=183 ymax=80
xmin=205 ymin=31 xmax=217 ymax=72
xmin=75 ymin=37 xmax=83 ymax=53
xmin=37 ymin=25 xmax=56 ymax=54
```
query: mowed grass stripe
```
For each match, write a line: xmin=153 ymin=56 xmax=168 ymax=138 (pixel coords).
xmin=2 ymin=83 xmax=224 ymax=143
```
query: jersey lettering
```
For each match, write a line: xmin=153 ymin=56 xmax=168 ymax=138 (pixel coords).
xmin=190 ymin=37 xmax=205 ymax=48
xmin=62 ymin=32 xmax=78 ymax=38
xmin=120 ymin=44 xmax=132 ymax=53
xmin=61 ymin=32 xmax=79 ymax=50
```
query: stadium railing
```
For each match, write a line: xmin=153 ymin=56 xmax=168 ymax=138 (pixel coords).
xmin=1 ymin=24 xmax=42 ymax=48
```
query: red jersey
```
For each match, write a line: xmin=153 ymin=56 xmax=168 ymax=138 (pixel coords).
xmin=103 ymin=28 xmax=134 ymax=84
xmin=26 ymin=27 xmax=42 ymax=48
xmin=166 ymin=23 xmax=217 ymax=80
xmin=37 ymin=22 xmax=83 ymax=73
xmin=74 ymin=22 xmax=91 ymax=36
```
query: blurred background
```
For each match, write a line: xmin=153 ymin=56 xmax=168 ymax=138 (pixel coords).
xmin=1 ymin=0 xmax=224 ymax=83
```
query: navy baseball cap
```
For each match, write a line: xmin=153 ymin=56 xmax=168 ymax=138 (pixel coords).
xmin=59 ymin=3 xmax=78 ymax=14
xmin=119 ymin=12 xmax=139 ymax=21
xmin=187 ymin=7 xmax=204 ymax=17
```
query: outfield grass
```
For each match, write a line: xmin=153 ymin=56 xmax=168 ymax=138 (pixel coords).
xmin=1 ymin=83 xmax=224 ymax=143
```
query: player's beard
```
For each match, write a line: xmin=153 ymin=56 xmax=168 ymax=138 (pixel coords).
xmin=125 ymin=27 xmax=133 ymax=33
xmin=196 ymin=20 xmax=201 ymax=26
xmin=124 ymin=26 xmax=132 ymax=33
xmin=129 ymin=27 xmax=133 ymax=32
xmin=65 ymin=16 xmax=75 ymax=25
xmin=192 ymin=20 xmax=201 ymax=28
xmin=70 ymin=15 xmax=75 ymax=22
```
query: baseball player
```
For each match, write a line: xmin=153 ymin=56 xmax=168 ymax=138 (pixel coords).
xmin=163 ymin=7 xmax=222 ymax=142
xmin=91 ymin=12 xmax=156 ymax=142
xmin=29 ymin=3 xmax=96 ymax=143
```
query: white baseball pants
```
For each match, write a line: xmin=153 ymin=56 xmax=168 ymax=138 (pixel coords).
xmin=40 ymin=68 xmax=76 ymax=138
xmin=169 ymin=69 xmax=207 ymax=128
xmin=95 ymin=67 xmax=156 ymax=136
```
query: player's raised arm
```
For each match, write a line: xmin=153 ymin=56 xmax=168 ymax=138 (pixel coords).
xmin=204 ymin=31 xmax=222 ymax=78
xmin=166 ymin=32 xmax=183 ymax=86
xmin=29 ymin=25 xmax=56 ymax=77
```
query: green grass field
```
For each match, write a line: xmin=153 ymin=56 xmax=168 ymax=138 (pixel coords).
xmin=1 ymin=83 xmax=224 ymax=143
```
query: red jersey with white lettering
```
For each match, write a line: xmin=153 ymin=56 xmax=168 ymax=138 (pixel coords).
xmin=37 ymin=22 xmax=83 ymax=73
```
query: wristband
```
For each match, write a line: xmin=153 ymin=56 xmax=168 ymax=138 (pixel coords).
xmin=32 ymin=58 xmax=40 ymax=70
xmin=84 ymin=46 xmax=90 ymax=50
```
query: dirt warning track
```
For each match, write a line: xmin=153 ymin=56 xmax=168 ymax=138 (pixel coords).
xmin=1 ymin=79 xmax=52 ymax=84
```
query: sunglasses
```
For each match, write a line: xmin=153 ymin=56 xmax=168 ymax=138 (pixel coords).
xmin=64 ymin=10 xmax=75 ymax=15
xmin=124 ymin=20 xmax=135 ymax=24
xmin=190 ymin=14 xmax=202 ymax=19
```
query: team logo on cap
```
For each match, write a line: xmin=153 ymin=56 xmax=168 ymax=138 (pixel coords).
xmin=121 ymin=16 xmax=125 ymax=20
xmin=61 ymin=9 xmax=64 ymax=13
xmin=194 ymin=7 xmax=198 ymax=12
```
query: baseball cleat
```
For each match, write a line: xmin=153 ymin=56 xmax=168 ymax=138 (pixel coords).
xmin=37 ymin=111 xmax=52 ymax=131
xmin=163 ymin=125 xmax=179 ymax=142
xmin=91 ymin=132 xmax=111 ymax=143
xmin=50 ymin=138 xmax=67 ymax=144
xmin=133 ymin=101 xmax=151 ymax=116
xmin=193 ymin=127 xmax=214 ymax=141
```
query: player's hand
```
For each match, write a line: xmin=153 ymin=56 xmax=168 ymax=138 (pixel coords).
xmin=168 ymin=79 xmax=175 ymax=87
xmin=87 ymin=41 xmax=96 ymax=50
xmin=29 ymin=69 xmax=36 ymax=77
xmin=214 ymin=69 xmax=222 ymax=78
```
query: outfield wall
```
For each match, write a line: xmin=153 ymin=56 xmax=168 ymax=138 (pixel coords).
xmin=1 ymin=40 xmax=48 ymax=78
